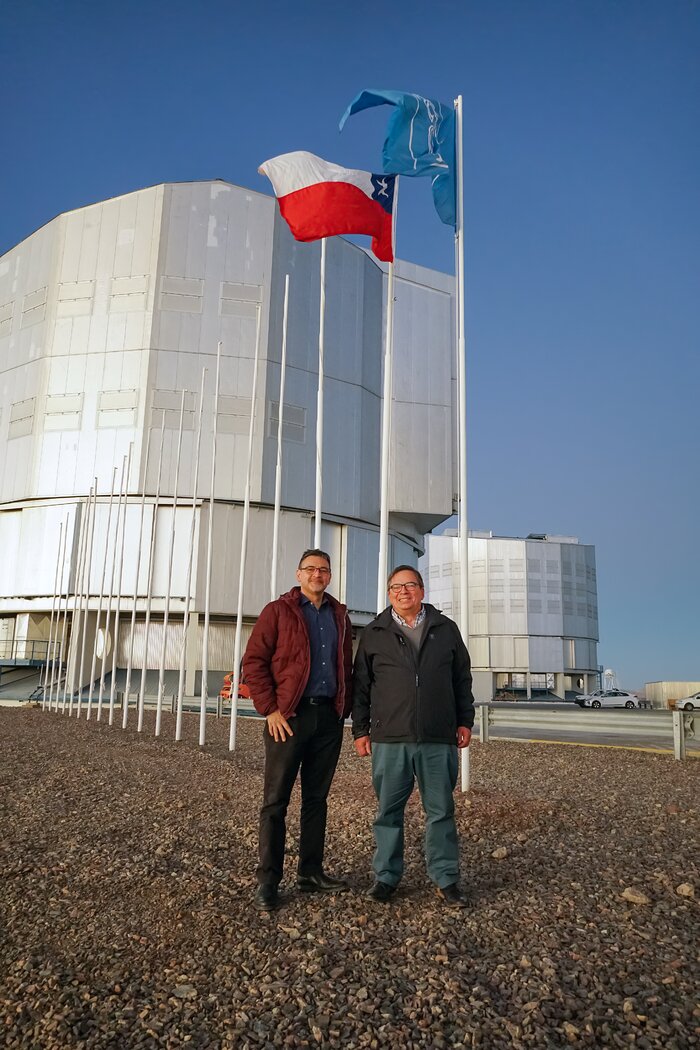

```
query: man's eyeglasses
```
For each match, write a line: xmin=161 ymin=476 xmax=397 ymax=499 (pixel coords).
xmin=388 ymin=582 xmax=421 ymax=593
xmin=299 ymin=566 xmax=331 ymax=576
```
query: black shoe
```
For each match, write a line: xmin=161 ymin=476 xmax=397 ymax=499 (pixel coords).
xmin=366 ymin=880 xmax=396 ymax=902
xmin=436 ymin=883 xmax=469 ymax=908
xmin=296 ymin=872 xmax=349 ymax=893
xmin=254 ymin=884 xmax=279 ymax=911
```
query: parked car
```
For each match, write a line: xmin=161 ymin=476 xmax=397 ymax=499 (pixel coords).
xmin=582 ymin=689 xmax=640 ymax=709
xmin=674 ymin=691 xmax=700 ymax=711
xmin=574 ymin=689 xmax=605 ymax=706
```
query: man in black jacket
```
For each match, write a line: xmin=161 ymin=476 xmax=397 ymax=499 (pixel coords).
xmin=352 ymin=565 xmax=474 ymax=907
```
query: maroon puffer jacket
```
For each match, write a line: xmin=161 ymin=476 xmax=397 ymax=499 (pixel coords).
xmin=242 ymin=587 xmax=353 ymax=720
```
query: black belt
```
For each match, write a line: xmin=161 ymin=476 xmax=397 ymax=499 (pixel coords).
xmin=301 ymin=695 xmax=334 ymax=705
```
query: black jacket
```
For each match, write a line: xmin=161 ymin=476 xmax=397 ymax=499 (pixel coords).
xmin=352 ymin=604 xmax=475 ymax=744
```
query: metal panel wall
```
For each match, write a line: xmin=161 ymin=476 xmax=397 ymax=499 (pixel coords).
xmin=344 ymin=525 xmax=380 ymax=619
xmin=525 ymin=539 xmax=564 ymax=638
xmin=261 ymin=223 xmax=385 ymax=522
xmin=389 ymin=259 xmax=454 ymax=526
xmin=117 ymin=619 xmax=254 ymax=671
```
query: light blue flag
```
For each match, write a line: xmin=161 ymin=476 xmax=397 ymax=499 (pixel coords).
xmin=339 ymin=89 xmax=456 ymax=227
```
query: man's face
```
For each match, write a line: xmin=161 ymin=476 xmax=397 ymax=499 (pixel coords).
xmin=388 ymin=569 xmax=424 ymax=619
xmin=296 ymin=557 xmax=332 ymax=601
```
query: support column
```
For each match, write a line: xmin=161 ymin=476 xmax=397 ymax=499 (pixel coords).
xmin=553 ymin=672 xmax=566 ymax=700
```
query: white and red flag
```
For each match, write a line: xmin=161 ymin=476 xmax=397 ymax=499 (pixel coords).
xmin=259 ymin=150 xmax=396 ymax=262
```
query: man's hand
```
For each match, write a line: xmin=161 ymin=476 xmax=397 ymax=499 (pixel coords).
xmin=354 ymin=735 xmax=371 ymax=757
xmin=266 ymin=709 xmax=294 ymax=742
xmin=457 ymin=726 xmax=471 ymax=749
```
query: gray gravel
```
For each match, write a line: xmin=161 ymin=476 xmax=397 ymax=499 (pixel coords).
xmin=1 ymin=707 xmax=698 ymax=1049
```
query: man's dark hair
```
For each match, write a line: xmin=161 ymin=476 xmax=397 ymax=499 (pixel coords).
xmin=298 ymin=548 xmax=332 ymax=570
xmin=387 ymin=564 xmax=424 ymax=589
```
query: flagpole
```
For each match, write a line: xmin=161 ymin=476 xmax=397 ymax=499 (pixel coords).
xmin=229 ymin=303 xmax=263 ymax=751
xmin=454 ymin=94 xmax=470 ymax=793
xmin=56 ymin=515 xmax=73 ymax=714
xmin=156 ymin=391 xmax=186 ymax=737
xmin=200 ymin=343 xmax=222 ymax=746
xmin=69 ymin=488 xmax=94 ymax=715
xmin=100 ymin=451 xmax=130 ymax=723
xmin=314 ymin=242 xmax=326 ymax=549
xmin=88 ymin=466 xmax=118 ymax=720
xmin=43 ymin=519 xmax=64 ymax=710
xmin=123 ymin=429 xmax=152 ymax=728
xmin=109 ymin=444 xmax=133 ymax=726
xmin=138 ymin=416 xmax=166 ymax=732
xmin=271 ymin=274 xmax=290 ymax=600
xmin=376 ymin=178 xmax=400 ymax=614
xmin=65 ymin=497 xmax=89 ymax=716
xmin=51 ymin=515 xmax=71 ymax=711
xmin=176 ymin=367 xmax=207 ymax=742
xmin=75 ymin=481 xmax=97 ymax=718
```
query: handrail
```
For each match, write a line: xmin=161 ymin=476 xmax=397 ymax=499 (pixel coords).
xmin=477 ymin=703 xmax=695 ymax=760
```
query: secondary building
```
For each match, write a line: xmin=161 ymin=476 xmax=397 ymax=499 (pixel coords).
xmin=420 ymin=531 xmax=599 ymax=703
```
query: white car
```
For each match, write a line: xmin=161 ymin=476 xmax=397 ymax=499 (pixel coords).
xmin=575 ymin=689 xmax=605 ymax=704
xmin=582 ymin=689 xmax=640 ymax=709
xmin=675 ymin=692 xmax=700 ymax=711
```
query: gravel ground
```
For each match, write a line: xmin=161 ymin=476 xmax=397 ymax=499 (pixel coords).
xmin=1 ymin=707 xmax=698 ymax=1049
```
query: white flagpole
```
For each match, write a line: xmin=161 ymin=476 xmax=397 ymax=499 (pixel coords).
xmin=123 ymin=428 xmax=152 ymax=728
xmin=138 ymin=417 xmax=166 ymax=732
xmin=43 ymin=519 xmax=64 ymax=710
xmin=229 ymin=304 xmax=263 ymax=751
xmin=270 ymin=274 xmax=290 ymax=600
xmin=175 ymin=368 xmax=207 ymax=741
xmin=454 ymin=94 xmax=470 ymax=793
xmin=75 ymin=482 xmax=97 ymax=718
xmin=376 ymin=178 xmax=400 ymax=614
xmin=57 ymin=514 xmax=74 ymax=714
xmin=99 ymin=452 xmax=129 ymax=723
xmin=200 ymin=342 xmax=222 ymax=747
xmin=50 ymin=515 xmax=70 ymax=711
xmin=69 ymin=489 xmax=92 ymax=713
xmin=88 ymin=466 xmax=118 ymax=720
xmin=108 ymin=444 xmax=133 ymax=725
xmin=314 ymin=243 xmax=326 ymax=549
xmin=156 ymin=391 xmax=186 ymax=737
xmin=65 ymin=495 xmax=89 ymax=716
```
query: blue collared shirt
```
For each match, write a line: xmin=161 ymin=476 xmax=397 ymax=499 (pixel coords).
xmin=300 ymin=594 xmax=338 ymax=697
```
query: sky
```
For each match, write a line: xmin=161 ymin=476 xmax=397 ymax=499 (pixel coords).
xmin=2 ymin=0 xmax=698 ymax=689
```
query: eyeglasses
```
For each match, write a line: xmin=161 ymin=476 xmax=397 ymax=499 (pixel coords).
xmin=388 ymin=582 xmax=421 ymax=593
xmin=299 ymin=565 xmax=331 ymax=576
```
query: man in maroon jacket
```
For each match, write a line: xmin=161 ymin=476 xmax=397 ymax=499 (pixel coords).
xmin=242 ymin=549 xmax=353 ymax=911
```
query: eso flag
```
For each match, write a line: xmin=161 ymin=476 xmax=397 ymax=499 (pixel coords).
xmin=339 ymin=89 xmax=456 ymax=227
xmin=259 ymin=151 xmax=396 ymax=262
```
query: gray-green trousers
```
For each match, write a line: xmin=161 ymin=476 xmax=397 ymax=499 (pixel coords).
xmin=371 ymin=742 xmax=459 ymax=889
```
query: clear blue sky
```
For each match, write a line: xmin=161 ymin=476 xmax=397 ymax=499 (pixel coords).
xmin=2 ymin=0 xmax=698 ymax=689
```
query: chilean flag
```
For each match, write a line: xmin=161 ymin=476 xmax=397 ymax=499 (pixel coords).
xmin=259 ymin=151 xmax=396 ymax=262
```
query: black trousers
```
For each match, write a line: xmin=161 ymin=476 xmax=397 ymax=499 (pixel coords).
xmin=257 ymin=699 xmax=343 ymax=886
